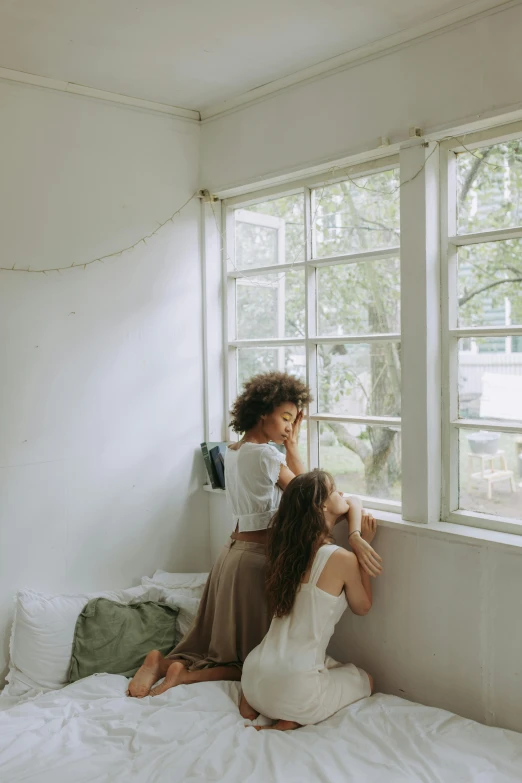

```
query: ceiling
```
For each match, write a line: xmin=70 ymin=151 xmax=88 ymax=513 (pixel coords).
xmin=0 ymin=0 xmax=505 ymax=112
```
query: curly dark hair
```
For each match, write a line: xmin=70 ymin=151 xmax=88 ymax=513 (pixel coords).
xmin=229 ymin=371 xmax=312 ymax=434
xmin=266 ymin=470 xmax=334 ymax=618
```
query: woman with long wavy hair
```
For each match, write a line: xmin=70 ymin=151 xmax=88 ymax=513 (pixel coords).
xmin=241 ymin=470 xmax=378 ymax=731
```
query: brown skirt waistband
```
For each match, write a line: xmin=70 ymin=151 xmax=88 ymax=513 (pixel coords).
xmin=225 ymin=537 xmax=266 ymax=555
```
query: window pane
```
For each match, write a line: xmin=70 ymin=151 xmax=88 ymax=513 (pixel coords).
xmin=234 ymin=194 xmax=304 ymax=270
xmin=319 ymin=422 xmax=401 ymax=500
xmin=318 ymin=343 xmax=401 ymax=417
xmin=298 ymin=420 xmax=308 ymax=467
xmin=458 ymin=241 xmax=522 ymax=327
xmin=236 ymin=269 xmax=305 ymax=340
xmin=313 ymin=169 xmax=400 ymax=258
xmin=457 ymin=139 xmax=522 ymax=234
xmin=317 ymin=258 xmax=400 ymax=335
xmin=237 ymin=346 xmax=306 ymax=390
xmin=458 ymin=338 xmax=522 ymax=421
xmin=459 ymin=429 xmax=522 ymax=519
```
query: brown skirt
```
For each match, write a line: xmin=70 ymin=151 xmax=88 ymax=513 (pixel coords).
xmin=166 ymin=538 xmax=270 ymax=671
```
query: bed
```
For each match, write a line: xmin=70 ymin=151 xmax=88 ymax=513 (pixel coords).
xmin=1 ymin=676 xmax=522 ymax=782
xmin=1 ymin=573 xmax=521 ymax=782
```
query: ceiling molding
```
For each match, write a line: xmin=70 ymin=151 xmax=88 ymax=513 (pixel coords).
xmin=200 ymin=0 xmax=520 ymax=122
xmin=1 ymin=0 xmax=519 ymax=125
xmin=0 ymin=67 xmax=200 ymax=122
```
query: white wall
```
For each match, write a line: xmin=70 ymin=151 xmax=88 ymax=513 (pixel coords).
xmin=202 ymin=4 xmax=522 ymax=735
xmin=327 ymin=525 xmax=522 ymax=735
xmin=0 ymin=80 xmax=209 ymax=682
xmin=201 ymin=3 xmax=522 ymax=191
xmin=208 ymin=492 xmax=522 ymax=734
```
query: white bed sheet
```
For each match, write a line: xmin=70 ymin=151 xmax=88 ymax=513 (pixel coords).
xmin=0 ymin=674 xmax=520 ymax=783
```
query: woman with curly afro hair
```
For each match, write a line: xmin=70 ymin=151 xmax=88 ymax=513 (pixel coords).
xmin=128 ymin=372 xmax=310 ymax=700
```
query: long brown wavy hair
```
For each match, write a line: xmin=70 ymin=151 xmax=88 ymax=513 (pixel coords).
xmin=266 ymin=470 xmax=334 ymax=618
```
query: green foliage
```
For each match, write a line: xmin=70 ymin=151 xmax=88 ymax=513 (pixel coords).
xmin=314 ymin=170 xmax=400 ymax=257
xmin=457 ymin=142 xmax=522 ymax=330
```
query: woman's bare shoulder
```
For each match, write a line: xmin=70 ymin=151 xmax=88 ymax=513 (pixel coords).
xmin=329 ymin=547 xmax=358 ymax=573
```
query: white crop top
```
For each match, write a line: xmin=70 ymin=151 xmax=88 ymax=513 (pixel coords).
xmin=224 ymin=443 xmax=287 ymax=533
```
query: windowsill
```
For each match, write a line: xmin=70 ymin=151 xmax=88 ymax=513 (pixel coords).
xmin=203 ymin=485 xmax=522 ymax=551
xmin=367 ymin=510 xmax=522 ymax=551
xmin=204 ymin=484 xmax=226 ymax=494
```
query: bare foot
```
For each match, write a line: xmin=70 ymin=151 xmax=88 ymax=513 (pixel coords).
xmin=128 ymin=650 xmax=165 ymax=698
xmin=254 ymin=719 xmax=301 ymax=731
xmin=150 ymin=661 xmax=187 ymax=696
xmin=239 ymin=692 xmax=259 ymax=721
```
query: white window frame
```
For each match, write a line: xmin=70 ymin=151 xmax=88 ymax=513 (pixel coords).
xmin=210 ymin=124 xmax=522 ymax=534
xmin=440 ymin=120 xmax=522 ymax=537
xmin=222 ymin=156 xmax=404 ymax=514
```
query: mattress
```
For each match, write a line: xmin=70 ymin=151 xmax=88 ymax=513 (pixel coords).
xmin=0 ymin=674 xmax=520 ymax=782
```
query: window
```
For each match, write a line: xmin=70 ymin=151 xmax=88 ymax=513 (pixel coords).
xmin=224 ymin=162 xmax=401 ymax=511
xmin=442 ymin=132 xmax=522 ymax=527
xmin=215 ymin=124 xmax=522 ymax=533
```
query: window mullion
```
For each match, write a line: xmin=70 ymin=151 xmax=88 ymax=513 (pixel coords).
xmin=443 ymin=148 xmax=459 ymax=517
xmin=400 ymin=141 xmax=441 ymax=524
xmin=305 ymin=187 xmax=319 ymax=470
xmin=202 ymin=199 xmax=227 ymax=442
xmin=223 ymin=204 xmax=237 ymax=441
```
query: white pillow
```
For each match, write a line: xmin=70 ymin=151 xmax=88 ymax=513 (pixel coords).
xmin=141 ymin=571 xmax=208 ymax=637
xmin=141 ymin=570 xmax=208 ymax=596
xmin=2 ymin=574 xmax=208 ymax=704
xmin=4 ymin=585 xmax=154 ymax=698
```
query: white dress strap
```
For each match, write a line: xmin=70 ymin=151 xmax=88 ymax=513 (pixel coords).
xmin=309 ymin=544 xmax=339 ymax=586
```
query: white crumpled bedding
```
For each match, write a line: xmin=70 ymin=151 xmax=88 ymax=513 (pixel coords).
xmin=0 ymin=674 xmax=521 ymax=782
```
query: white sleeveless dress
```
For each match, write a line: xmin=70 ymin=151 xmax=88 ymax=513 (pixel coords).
xmin=241 ymin=544 xmax=371 ymax=725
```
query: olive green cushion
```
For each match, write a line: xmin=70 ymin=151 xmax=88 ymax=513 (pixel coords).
xmin=68 ymin=597 xmax=178 ymax=682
